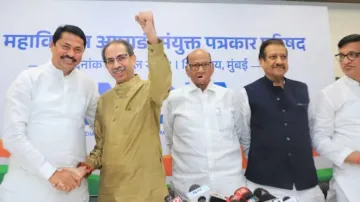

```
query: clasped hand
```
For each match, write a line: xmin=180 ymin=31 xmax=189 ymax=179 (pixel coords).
xmin=49 ymin=166 xmax=87 ymax=192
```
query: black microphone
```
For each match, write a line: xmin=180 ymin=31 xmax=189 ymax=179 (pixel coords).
xmin=253 ymin=188 xmax=270 ymax=198
xmin=253 ymin=188 xmax=281 ymax=202
xmin=209 ymin=192 xmax=227 ymax=202
xmin=188 ymin=184 xmax=207 ymax=202
xmin=165 ymin=195 xmax=174 ymax=202
xmin=282 ymin=196 xmax=297 ymax=202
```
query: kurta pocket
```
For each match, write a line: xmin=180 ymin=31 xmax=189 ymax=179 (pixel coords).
xmin=215 ymin=107 xmax=235 ymax=132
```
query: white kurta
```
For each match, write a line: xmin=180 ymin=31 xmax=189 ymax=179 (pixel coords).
xmin=0 ymin=61 xmax=99 ymax=202
xmin=163 ymin=82 xmax=249 ymax=197
xmin=311 ymin=75 xmax=360 ymax=202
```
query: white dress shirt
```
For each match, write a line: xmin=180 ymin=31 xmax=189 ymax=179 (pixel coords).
xmin=0 ymin=61 xmax=99 ymax=202
xmin=163 ymin=81 xmax=249 ymax=197
xmin=311 ymin=75 xmax=360 ymax=202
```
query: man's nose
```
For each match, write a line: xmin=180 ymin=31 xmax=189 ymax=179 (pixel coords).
xmin=197 ymin=66 xmax=205 ymax=72
xmin=113 ymin=59 xmax=122 ymax=67
xmin=342 ymin=55 xmax=352 ymax=65
xmin=275 ymin=56 xmax=284 ymax=64
xmin=67 ymin=49 xmax=75 ymax=57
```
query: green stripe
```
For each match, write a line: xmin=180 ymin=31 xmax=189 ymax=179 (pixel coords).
xmin=0 ymin=165 xmax=333 ymax=196
xmin=0 ymin=165 xmax=8 ymax=184
xmin=87 ymin=174 xmax=100 ymax=196
xmin=317 ymin=168 xmax=333 ymax=182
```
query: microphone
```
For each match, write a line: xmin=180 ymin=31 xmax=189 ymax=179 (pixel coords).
xmin=235 ymin=187 xmax=254 ymax=200
xmin=228 ymin=195 xmax=247 ymax=202
xmin=256 ymin=194 xmax=282 ymax=202
xmin=253 ymin=188 xmax=282 ymax=202
xmin=209 ymin=192 xmax=228 ymax=202
xmin=282 ymin=196 xmax=297 ymax=202
xmin=165 ymin=195 xmax=174 ymax=202
xmin=253 ymin=188 xmax=269 ymax=198
xmin=232 ymin=187 xmax=259 ymax=202
xmin=185 ymin=184 xmax=211 ymax=202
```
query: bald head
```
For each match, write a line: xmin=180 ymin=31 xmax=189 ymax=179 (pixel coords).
xmin=185 ymin=48 xmax=214 ymax=91
xmin=186 ymin=49 xmax=212 ymax=64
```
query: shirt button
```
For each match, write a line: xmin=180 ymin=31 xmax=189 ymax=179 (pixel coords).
xmin=113 ymin=118 xmax=116 ymax=121
xmin=288 ymin=153 xmax=292 ymax=156
xmin=284 ymin=123 xmax=288 ymax=126
xmin=282 ymin=109 xmax=286 ymax=112
xmin=287 ymin=137 xmax=291 ymax=141
xmin=277 ymin=97 xmax=280 ymax=101
xmin=115 ymin=105 xmax=118 ymax=108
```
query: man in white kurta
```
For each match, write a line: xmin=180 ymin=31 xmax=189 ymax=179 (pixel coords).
xmin=163 ymin=49 xmax=249 ymax=197
xmin=0 ymin=25 xmax=98 ymax=202
xmin=312 ymin=34 xmax=360 ymax=202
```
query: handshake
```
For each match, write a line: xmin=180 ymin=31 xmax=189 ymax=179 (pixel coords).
xmin=48 ymin=163 xmax=93 ymax=192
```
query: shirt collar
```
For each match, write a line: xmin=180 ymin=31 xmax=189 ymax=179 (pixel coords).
xmin=262 ymin=75 xmax=286 ymax=86
xmin=113 ymin=74 xmax=141 ymax=98
xmin=46 ymin=60 xmax=78 ymax=78
xmin=187 ymin=80 xmax=216 ymax=92
xmin=114 ymin=74 xmax=141 ymax=89
xmin=343 ymin=75 xmax=360 ymax=87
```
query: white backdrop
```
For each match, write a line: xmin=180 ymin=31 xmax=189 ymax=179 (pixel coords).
xmin=0 ymin=1 xmax=334 ymax=171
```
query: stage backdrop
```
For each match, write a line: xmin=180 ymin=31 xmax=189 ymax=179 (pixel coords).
xmin=0 ymin=0 xmax=334 ymax=188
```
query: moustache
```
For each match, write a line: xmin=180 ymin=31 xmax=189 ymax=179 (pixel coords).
xmin=112 ymin=66 xmax=126 ymax=73
xmin=60 ymin=55 xmax=77 ymax=63
xmin=273 ymin=65 xmax=285 ymax=69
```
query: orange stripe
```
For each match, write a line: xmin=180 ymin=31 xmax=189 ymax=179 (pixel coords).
xmin=0 ymin=139 xmax=10 ymax=158
xmin=162 ymin=155 xmax=172 ymax=176
xmin=313 ymin=149 xmax=320 ymax=156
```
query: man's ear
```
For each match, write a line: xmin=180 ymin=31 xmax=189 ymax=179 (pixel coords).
xmin=131 ymin=54 xmax=137 ymax=63
xmin=185 ymin=65 xmax=191 ymax=77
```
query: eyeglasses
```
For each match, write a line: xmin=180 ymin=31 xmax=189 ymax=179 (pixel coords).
xmin=335 ymin=52 xmax=360 ymax=62
xmin=188 ymin=62 xmax=212 ymax=71
xmin=105 ymin=54 xmax=130 ymax=66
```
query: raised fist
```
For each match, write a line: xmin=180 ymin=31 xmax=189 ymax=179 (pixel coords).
xmin=135 ymin=11 xmax=156 ymax=35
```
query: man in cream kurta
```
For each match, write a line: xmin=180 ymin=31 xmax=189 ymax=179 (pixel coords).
xmin=312 ymin=34 xmax=360 ymax=202
xmin=78 ymin=12 xmax=172 ymax=202
xmin=0 ymin=25 xmax=98 ymax=202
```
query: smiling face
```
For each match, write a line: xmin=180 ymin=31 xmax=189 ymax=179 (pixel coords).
xmin=50 ymin=31 xmax=85 ymax=75
xmin=260 ymin=44 xmax=289 ymax=80
xmin=103 ymin=42 xmax=136 ymax=84
xmin=185 ymin=49 xmax=214 ymax=91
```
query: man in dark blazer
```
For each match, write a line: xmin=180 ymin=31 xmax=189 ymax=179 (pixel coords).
xmin=238 ymin=39 xmax=325 ymax=202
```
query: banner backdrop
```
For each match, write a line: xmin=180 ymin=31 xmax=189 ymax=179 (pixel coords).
xmin=0 ymin=0 xmax=334 ymax=177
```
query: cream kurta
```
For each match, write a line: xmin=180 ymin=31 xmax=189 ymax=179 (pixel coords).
xmin=86 ymin=41 xmax=172 ymax=202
